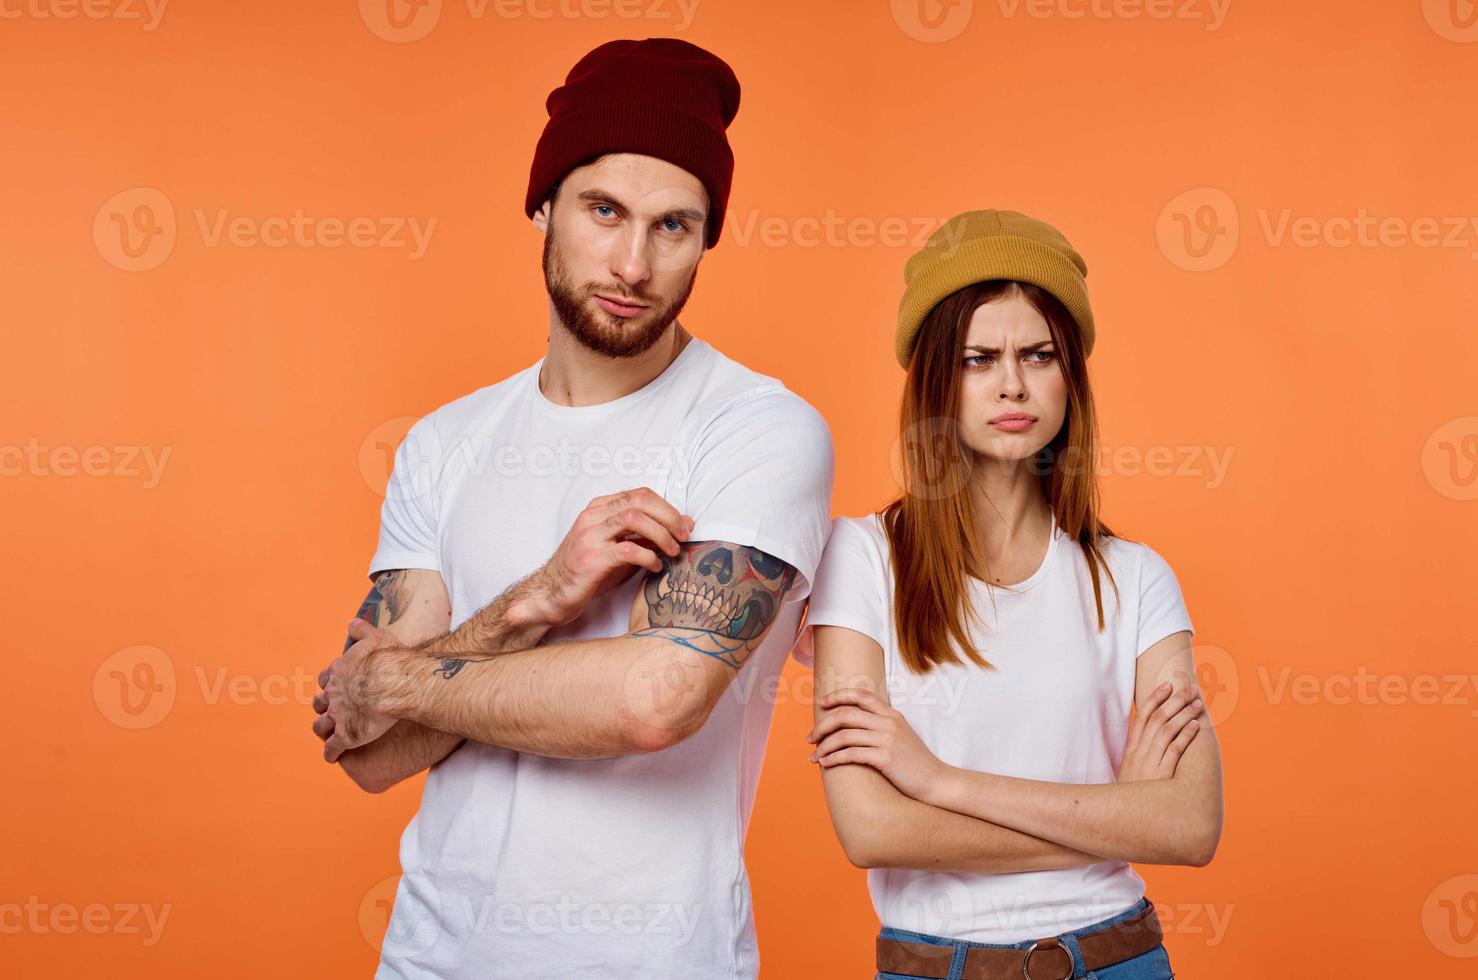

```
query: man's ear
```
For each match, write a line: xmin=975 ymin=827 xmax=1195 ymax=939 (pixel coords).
xmin=531 ymin=200 xmax=552 ymax=233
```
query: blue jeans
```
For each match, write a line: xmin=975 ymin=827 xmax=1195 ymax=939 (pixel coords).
xmin=876 ymin=897 xmax=1175 ymax=980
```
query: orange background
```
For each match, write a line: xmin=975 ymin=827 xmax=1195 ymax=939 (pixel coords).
xmin=4 ymin=0 xmax=1476 ymax=976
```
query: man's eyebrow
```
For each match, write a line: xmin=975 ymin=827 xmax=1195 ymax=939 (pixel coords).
xmin=963 ymin=340 xmax=1056 ymax=354
xmin=575 ymin=188 xmax=706 ymax=224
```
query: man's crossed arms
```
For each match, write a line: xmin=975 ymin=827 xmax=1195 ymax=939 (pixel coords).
xmin=311 ymin=487 xmax=800 ymax=788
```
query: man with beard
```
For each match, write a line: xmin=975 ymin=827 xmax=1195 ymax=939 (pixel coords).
xmin=310 ymin=38 xmax=834 ymax=980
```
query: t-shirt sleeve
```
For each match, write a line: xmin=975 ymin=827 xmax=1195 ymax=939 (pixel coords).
xmin=790 ymin=517 xmax=890 ymax=668
xmin=682 ymin=388 xmax=835 ymax=602
xmin=1136 ymin=544 xmax=1194 ymax=657
xmin=367 ymin=415 xmax=442 ymax=578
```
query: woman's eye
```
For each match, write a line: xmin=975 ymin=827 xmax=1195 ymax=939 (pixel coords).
xmin=1028 ymin=351 xmax=1056 ymax=363
xmin=964 ymin=355 xmax=993 ymax=368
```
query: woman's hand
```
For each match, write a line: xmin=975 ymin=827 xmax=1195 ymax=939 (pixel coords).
xmin=1120 ymin=680 xmax=1205 ymax=782
xmin=807 ymin=687 xmax=947 ymax=802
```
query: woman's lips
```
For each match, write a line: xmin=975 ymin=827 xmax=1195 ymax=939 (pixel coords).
xmin=594 ymin=295 xmax=648 ymax=318
xmin=989 ymin=418 xmax=1037 ymax=432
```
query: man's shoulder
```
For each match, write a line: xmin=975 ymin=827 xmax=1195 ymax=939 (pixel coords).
xmin=414 ymin=363 xmax=538 ymax=437
xmin=689 ymin=339 xmax=831 ymax=441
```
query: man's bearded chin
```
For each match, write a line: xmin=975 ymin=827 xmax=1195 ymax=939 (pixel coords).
xmin=542 ymin=229 xmax=697 ymax=359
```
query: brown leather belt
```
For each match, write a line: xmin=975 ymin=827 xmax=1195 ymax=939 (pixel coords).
xmin=876 ymin=899 xmax=1164 ymax=980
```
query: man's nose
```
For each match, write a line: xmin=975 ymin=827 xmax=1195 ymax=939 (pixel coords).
xmin=608 ymin=227 xmax=652 ymax=291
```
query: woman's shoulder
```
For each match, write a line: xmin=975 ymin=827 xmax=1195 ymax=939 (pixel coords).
xmin=1094 ymin=530 xmax=1182 ymax=584
xmin=818 ymin=512 xmax=892 ymax=574
xmin=831 ymin=511 xmax=888 ymax=538
xmin=828 ymin=512 xmax=894 ymax=556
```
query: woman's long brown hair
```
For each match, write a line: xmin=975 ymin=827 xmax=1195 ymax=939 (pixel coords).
xmin=882 ymin=280 xmax=1121 ymax=674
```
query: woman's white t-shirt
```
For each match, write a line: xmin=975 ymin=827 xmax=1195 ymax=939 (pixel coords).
xmin=794 ymin=512 xmax=1195 ymax=943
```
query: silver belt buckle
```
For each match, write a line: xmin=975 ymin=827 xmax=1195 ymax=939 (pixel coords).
xmin=1021 ymin=936 xmax=1074 ymax=980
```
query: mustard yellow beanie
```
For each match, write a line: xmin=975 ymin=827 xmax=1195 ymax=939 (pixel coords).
xmin=895 ymin=209 xmax=1095 ymax=369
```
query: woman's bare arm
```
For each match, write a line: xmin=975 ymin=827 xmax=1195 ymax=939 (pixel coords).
xmin=922 ymin=632 xmax=1224 ymax=866
xmin=812 ymin=624 xmax=1108 ymax=872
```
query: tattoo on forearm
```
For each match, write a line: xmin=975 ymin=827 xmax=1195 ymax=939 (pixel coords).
xmin=431 ymin=655 xmax=497 ymax=680
xmin=419 ymin=570 xmax=550 ymax=681
xmin=632 ymin=540 xmax=798 ymax=669
xmin=344 ymin=569 xmax=413 ymax=651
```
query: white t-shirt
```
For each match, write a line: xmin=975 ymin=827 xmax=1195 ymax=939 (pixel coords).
xmin=367 ymin=337 xmax=834 ymax=979
xmin=793 ymin=512 xmax=1194 ymax=943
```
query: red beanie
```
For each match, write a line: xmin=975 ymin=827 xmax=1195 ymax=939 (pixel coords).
xmin=524 ymin=38 xmax=741 ymax=249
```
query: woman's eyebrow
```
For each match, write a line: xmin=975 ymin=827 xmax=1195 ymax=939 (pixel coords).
xmin=963 ymin=341 xmax=1056 ymax=353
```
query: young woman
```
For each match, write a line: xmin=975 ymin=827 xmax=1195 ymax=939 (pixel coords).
xmin=799 ymin=210 xmax=1223 ymax=980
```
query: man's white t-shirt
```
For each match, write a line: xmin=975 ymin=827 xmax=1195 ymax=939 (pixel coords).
xmin=367 ymin=337 xmax=834 ymax=979
xmin=793 ymin=512 xmax=1194 ymax=943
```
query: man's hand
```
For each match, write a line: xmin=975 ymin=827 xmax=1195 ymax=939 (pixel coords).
xmin=1119 ymin=680 xmax=1204 ymax=782
xmin=315 ymin=618 xmax=402 ymax=763
xmin=366 ymin=538 xmax=803 ymax=760
xmin=524 ymin=487 xmax=695 ymax=628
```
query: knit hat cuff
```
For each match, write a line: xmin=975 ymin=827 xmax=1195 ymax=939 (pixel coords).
xmin=524 ymin=101 xmax=736 ymax=248
xmin=896 ymin=235 xmax=1094 ymax=368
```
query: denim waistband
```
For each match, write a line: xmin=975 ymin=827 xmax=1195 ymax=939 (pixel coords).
xmin=878 ymin=896 xmax=1157 ymax=978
